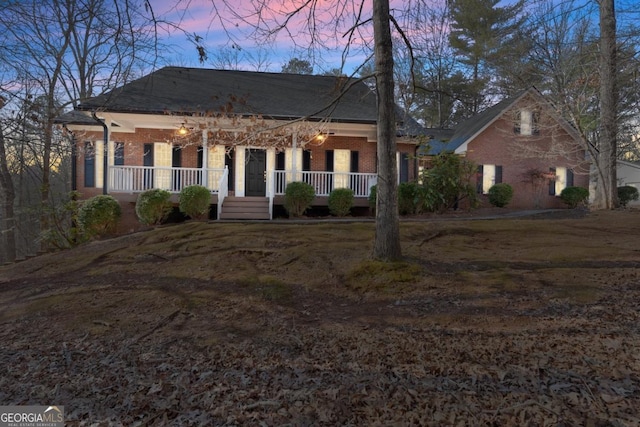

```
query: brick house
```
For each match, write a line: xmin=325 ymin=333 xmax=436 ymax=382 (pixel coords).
xmin=420 ymin=87 xmax=590 ymax=209
xmin=60 ymin=67 xmax=424 ymax=227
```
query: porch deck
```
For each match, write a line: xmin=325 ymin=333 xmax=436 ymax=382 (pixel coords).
xmin=107 ymin=166 xmax=377 ymax=219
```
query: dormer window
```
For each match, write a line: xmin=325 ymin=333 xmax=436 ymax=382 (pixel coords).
xmin=514 ymin=109 xmax=540 ymax=135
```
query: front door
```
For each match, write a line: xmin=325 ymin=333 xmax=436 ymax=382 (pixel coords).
xmin=245 ymin=149 xmax=266 ymax=196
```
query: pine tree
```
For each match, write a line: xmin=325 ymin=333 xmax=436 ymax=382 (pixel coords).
xmin=448 ymin=0 xmax=526 ymax=114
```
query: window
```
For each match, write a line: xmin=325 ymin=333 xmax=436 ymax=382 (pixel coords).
xmin=143 ymin=143 xmax=154 ymax=189
xmin=114 ymin=142 xmax=125 ymax=166
xmin=172 ymin=146 xmax=182 ymax=191
xmin=84 ymin=141 xmax=95 ymax=187
xmin=325 ymin=150 xmax=334 ymax=172
xmin=477 ymin=164 xmax=502 ymax=194
xmin=515 ymin=110 xmax=539 ymax=136
xmin=350 ymin=151 xmax=360 ymax=192
xmin=325 ymin=150 xmax=334 ymax=193
xmin=197 ymin=146 xmax=204 ymax=169
xmin=303 ymin=150 xmax=312 ymax=171
xmin=398 ymin=152 xmax=410 ymax=183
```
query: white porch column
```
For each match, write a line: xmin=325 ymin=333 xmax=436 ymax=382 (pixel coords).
xmin=208 ymin=145 xmax=226 ymax=191
xmin=235 ymin=146 xmax=246 ymax=196
xmin=266 ymin=148 xmax=276 ymax=197
xmin=202 ymin=130 xmax=208 ymax=188
xmin=286 ymin=133 xmax=303 ymax=183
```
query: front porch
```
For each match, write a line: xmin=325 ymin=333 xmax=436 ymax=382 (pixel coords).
xmin=107 ymin=165 xmax=377 ymax=219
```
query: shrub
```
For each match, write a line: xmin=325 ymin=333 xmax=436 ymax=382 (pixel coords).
xmin=419 ymin=152 xmax=478 ymax=212
xmin=135 ymin=189 xmax=173 ymax=225
xmin=618 ymin=185 xmax=639 ymax=207
xmin=284 ymin=181 xmax=315 ymax=217
xmin=179 ymin=185 xmax=211 ymax=220
xmin=328 ymin=188 xmax=354 ymax=217
xmin=77 ymin=195 xmax=121 ymax=239
xmin=560 ymin=186 xmax=589 ymax=209
xmin=398 ymin=181 xmax=420 ymax=215
xmin=488 ymin=183 xmax=514 ymax=208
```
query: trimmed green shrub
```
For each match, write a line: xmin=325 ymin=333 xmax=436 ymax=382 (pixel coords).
xmin=488 ymin=183 xmax=514 ymax=208
xmin=618 ymin=185 xmax=639 ymax=207
xmin=179 ymin=185 xmax=211 ymax=220
xmin=284 ymin=181 xmax=315 ymax=217
xmin=398 ymin=181 xmax=420 ymax=215
xmin=560 ymin=186 xmax=589 ymax=209
xmin=135 ymin=189 xmax=173 ymax=225
xmin=328 ymin=188 xmax=354 ymax=217
xmin=77 ymin=195 xmax=121 ymax=239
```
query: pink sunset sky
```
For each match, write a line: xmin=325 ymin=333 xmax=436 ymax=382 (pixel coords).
xmin=152 ymin=0 xmax=384 ymax=74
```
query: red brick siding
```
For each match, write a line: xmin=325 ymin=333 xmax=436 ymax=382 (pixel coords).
xmin=465 ymin=115 xmax=589 ymax=209
xmin=307 ymin=136 xmax=377 ymax=173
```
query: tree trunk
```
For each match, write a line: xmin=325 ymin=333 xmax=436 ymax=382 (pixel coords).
xmin=372 ymin=0 xmax=402 ymax=261
xmin=595 ymin=0 xmax=618 ymax=209
xmin=0 ymin=124 xmax=17 ymax=263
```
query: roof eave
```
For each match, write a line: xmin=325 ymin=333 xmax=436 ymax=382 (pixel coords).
xmin=75 ymin=105 xmax=378 ymax=125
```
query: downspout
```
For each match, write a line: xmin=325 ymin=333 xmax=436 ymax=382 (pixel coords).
xmin=91 ymin=112 xmax=109 ymax=195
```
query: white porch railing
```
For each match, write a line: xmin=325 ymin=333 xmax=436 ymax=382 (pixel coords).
xmin=109 ymin=166 xmax=227 ymax=194
xmin=271 ymin=170 xmax=377 ymax=197
xmin=110 ymin=166 xmax=376 ymax=200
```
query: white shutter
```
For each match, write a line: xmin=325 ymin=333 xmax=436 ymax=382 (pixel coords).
xmin=154 ymin=143 xmax=172 ymax=189
xmin=334 ymin=149 xmax=350 ymax=188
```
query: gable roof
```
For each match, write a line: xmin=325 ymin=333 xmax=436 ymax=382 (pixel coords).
xmin=421 ymin=87 xmax=581 ymax=156
xmin=77 ymin=66 xmax=381 ymax=124
xmin=426 ymin=89 xmax=530 ymax=155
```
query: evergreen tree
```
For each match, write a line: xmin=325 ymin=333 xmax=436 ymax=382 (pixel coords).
xmin=448 ymin=0 xmax=527 ymax=114
xmin=281 ymin=58 xmax=314 ymax=74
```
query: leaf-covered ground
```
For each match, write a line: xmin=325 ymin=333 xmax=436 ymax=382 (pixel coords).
xmin=1 ymin=209 xmax=639 ymax=426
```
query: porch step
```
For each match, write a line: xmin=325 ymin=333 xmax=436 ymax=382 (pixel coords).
xmin=219 ymin=196 xmax=270 ymax=220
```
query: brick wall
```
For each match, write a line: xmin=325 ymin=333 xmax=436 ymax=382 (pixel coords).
xmin=308 ymin=136 xmax=418 ymax=179
xmin=466 ymin=115 xmax=589 ymax=209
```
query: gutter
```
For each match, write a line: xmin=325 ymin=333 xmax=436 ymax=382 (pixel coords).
xmin=91 ymin=112 xmax=109 ymax=195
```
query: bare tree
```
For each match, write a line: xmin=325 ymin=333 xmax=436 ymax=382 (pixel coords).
xmin=506 ymin=0 xmax=631 ymax=210
xmin=0 ymin=96 xmax=16 ymax=263
xmin=0 ymin=0 xmax=156 ymax=254
xmin=372 ymin=0 xmax=401 ymax=260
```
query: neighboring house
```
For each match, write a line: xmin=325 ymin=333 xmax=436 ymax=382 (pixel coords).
xmin=420 ymin=87 xmax=590 ymax=209
xmin=617 ymin=160 xmax=640 ymax=206
xmin=59 ymin=67 xmax=424 ymax=226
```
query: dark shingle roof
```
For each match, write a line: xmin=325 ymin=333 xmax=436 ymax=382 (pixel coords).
xmin=422 ymin=89 xmax=532 ymax=155
xmin=78 ymin=66 xmax=380 ymax=123
xmin=54 ymin=110 xmax=104 ymax=126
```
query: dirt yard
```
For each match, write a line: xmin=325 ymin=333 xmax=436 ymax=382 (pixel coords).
xmin=1 ymin=209 xmax=639 ymax=426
